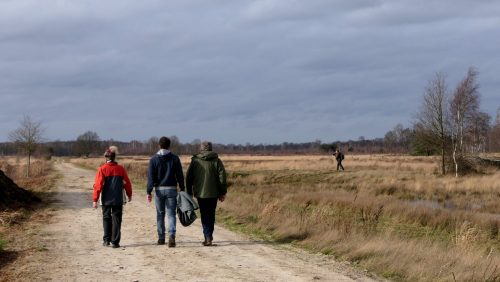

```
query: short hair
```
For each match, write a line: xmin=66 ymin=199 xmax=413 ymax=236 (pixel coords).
xmin=104 ymin=146 xmax=118 ymax=161
xmin=200 ymin=141 xmax=212 ymax=151
xmin=159 ymin=136 xmax=171 ymax=149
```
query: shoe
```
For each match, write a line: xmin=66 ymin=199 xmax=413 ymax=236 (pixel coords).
xmin=168 ymin=235 xmax=176 ymax=248
xmin=111 ymin=243 xmax=120 ymax=248
xmin=202 ymin=237 xmax=212 ymax=246
xmin=102 ymin=241 xmax=110 ymax=247
xmin=157 ymin=239 xmax=165 ymax=245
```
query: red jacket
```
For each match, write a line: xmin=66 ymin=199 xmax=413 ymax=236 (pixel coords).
xmin=93 ymin=162 xmax=132 ymax=205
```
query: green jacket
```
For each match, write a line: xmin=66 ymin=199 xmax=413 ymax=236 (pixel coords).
xmin=186 ymin=151 xmax=227 ymax=199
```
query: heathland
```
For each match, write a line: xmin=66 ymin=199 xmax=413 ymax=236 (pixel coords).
xmin=69 ymin=154 xmax=500 ymax=281
xmin=0 ymin=157 xmax=57 ymax=279
xmin=1 ymin=158 xmax=370 ymax=281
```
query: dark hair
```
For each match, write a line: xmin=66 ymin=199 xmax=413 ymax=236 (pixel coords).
xmin=159 ymin=136 xmax=171 ymax=149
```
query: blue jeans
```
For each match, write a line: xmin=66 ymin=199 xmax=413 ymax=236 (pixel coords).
xmin=155 ymin=189 xmax=177 ymax=239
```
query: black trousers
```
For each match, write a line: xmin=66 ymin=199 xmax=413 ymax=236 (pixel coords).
xmin=197 ymin=198 xmax=218 ymax=240
xmin=102 ymin=205 xmax=123 ymax=244
xmin=337 ymin=160 xmax=344 ymax=171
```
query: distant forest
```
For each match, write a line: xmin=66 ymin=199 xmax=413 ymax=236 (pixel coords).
xmin=1 ymin=119 xmax=499 ymax=157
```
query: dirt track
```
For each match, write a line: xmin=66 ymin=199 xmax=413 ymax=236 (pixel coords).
xmin=24 ymin=161 xmax=374 ymax=281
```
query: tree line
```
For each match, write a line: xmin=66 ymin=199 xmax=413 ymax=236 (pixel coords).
xmin=2 ymin=66 xmax=499 ymax=178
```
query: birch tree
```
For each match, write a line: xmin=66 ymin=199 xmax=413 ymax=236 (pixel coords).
xmin=450 ymin=67 xmax=480 ymax=176
xmin=9 ymin=115 xmax=44 ymax=177
xmin=415 ymin=72 xmax=449 ymax=175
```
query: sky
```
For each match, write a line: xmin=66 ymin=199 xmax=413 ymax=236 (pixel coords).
xmin=1 ymin=0 xmax=499 ymax=144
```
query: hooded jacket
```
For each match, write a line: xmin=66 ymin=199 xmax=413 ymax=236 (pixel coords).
xmin=186 ymin=151 xmax=227 ymax=199
xmin=147 ymin=150 xmax=185 ymax=195
xmin=93 ymin=162 xmax=132 ymax=206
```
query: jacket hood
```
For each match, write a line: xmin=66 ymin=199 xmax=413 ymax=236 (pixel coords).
xmin=156 ymin=150 xmax=173 ymax=160
xmin=195 ymin=151 xmax=218 ymax=161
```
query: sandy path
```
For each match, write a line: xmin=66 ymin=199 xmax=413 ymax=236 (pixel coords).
xmin=33 ymin=161 xmax=374 ymax=281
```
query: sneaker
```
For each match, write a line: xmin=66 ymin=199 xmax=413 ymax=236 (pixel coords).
xmin=157 ymin=239 xmax=165 ymax=245
xmin=111 ymin=243 xmax=120 ymax=248
xmin=102 ymin=241 xmax=110 ymax=247
xmin=168 ymin=235 xmax=176 ymax=248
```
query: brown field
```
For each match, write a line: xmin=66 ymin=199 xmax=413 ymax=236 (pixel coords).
xmin=71 ymin=154 xmax=500 ymax=281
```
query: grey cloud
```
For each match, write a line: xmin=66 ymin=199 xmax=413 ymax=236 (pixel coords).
xmin=1 ymin=1 xmax=499 ymax=144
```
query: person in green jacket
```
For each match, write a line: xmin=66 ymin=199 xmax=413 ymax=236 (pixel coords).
xmin=186 ymin=141 xmax=227 ymax=246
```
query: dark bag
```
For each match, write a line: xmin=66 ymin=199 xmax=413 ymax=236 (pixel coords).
xmin=177 ymin=207 xmax=197 ymax=227
xmin=176 ymin=191 xmax=199 ymax=227
xmin=341 ymin=153 xmax=344 ymax=160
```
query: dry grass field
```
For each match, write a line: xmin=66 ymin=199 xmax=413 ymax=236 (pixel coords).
xmin=0 ymin=157 xmax=55 ymax=191
xmin=71 ymin=154 xmax=500 ymax=281
xmin=0 ymin=157 xmax=57 ymax=278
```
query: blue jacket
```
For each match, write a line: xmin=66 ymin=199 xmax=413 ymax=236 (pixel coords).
xmin=147 ymin=150 xmax=185 ymax=195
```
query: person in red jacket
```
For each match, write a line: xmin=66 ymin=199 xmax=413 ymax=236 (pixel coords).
xmin=93 ymin=146 xmax=133 ymax=248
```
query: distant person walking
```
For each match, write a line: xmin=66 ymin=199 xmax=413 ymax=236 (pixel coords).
xmin=334 ymin=149 xmax=345 ymax=171
xmin=93 ymin=146 xmax=133 ymax=248
xmin=147 ymin=136 xmax=185 ymax=247
xmin=186 ymin=141 xmax=227 ymax=246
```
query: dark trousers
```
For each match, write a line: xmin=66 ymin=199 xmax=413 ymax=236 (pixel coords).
xmin=197 ymin=198 xmax=218 ymax=240
xmin=337 ymin=160 xmax=344 ymax=171
xmin=102 ymin=205 xmax=123 ymax=244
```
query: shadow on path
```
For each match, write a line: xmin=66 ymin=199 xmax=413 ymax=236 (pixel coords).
xmin=121 ymin=240 xmax=270 ymax=249
xmin=0 ymin=250 xmax=19 ymax=271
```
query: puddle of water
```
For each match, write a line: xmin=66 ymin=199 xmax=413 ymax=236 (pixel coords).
xmin=409 ymin=199 xmax=483 ymax=211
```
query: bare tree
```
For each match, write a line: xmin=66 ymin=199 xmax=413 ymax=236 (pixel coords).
xmin=75 ymin=131 xmax=100 ymax=157
xmin=489 ymin=107 xmax=500 ymax=152
xmin=9 ymin=115 xmax=44 ymax=177
xmin=467 ymin=111 xmax=490 ymax=153
xmin=169 ymin=135 xmax=181 ymax=153
xmin=496 ymin=107 xmax=500 ymax=125
xmin=450 ymin=67 xmax=480 ymax=176
xmin=146 ymin=136 xmax=159 ymax=153
xmin=415 ymin=72 xmax=449 ymax=175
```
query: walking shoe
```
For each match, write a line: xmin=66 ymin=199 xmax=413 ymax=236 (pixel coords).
xmin=168 ymin=235 xmax=176 ymax=248
xmin=111 ymin=243 xmax=120 ymax=248
xmin=157 ymin=239 xmax=165 ymax=245
xmin=102 ymin=241 xmax=110 ymax=247
xmin=202 ymin=238 xmax=212 ymax=246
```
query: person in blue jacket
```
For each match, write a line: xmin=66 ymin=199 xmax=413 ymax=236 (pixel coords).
xmin=147 ymin=136 xmax=185 ymax=247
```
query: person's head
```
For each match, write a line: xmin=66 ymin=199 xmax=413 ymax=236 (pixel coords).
xmin=200 ymin=141 xmax=212 ymax=152
xmin=104 ymin=146 xmax=118 ymax=161
xmin=159 ymin=136 xmax=171 ymax=150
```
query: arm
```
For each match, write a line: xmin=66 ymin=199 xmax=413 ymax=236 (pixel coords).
xmin=175 ymin=156 xmax=185 ymax=191
xmin=123 ymin=168 xmax=132 ymax=200
xmin=185 ymin=160 xmax=194 ymax=196
xmin=217 ymin=159 xmax=227 ymax=197
xmin=146 ymin=158 xmax=155 ymax=195
xmin=92 ymin=167 xmax=104 ymax=207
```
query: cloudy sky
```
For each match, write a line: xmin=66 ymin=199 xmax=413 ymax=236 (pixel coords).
xmin=1 ymin=0 xmax=499 ymax=144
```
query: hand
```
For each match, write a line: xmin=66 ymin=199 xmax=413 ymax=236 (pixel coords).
xmin=92 ymin=202 xmax=98 ymax=209
xmin=128 ymin=196 xmax=132 ymax=202
xmin=218 ymin=195 xmax=226 ymax=202
xmin=147 ymin=194 xmax=152 ymax=203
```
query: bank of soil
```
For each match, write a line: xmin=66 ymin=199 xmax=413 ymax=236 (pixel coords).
xmin=2 ymin=161 xmax=375 ymax=281
xmin=0 ymin=170 xmax=40 ymax=210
